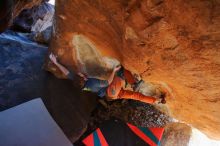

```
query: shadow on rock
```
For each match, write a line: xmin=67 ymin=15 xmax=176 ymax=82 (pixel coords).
xmin=0 ymin=30 xmax=98 ymax=143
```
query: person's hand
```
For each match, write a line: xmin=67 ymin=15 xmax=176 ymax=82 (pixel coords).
xmin=49 ymin=53 xmax=58 ymax=64
xmin=154 ymin=97 xmax=166 ymax=104
xmin=114 ymin=65 xmax=121 ymax=72
xmin=159 ymin=92 xmax=166 ymax=104
xmin=161 ymin=98 xmax=166 ymax=104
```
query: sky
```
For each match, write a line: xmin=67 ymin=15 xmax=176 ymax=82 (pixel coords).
xmin=189 ymin=128 xmax=220 ymax=146
xmin=48 ymin=0 xmax=55 ymax=5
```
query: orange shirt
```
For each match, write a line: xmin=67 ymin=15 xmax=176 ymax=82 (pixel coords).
xmin=107 ymin=76 xmax=124 ymax=99
xmin=123 ymin=69 xmax=136 ymax=85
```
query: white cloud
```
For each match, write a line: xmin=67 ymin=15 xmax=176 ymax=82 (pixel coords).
xmin=48 ymin=0 xmax=55 ymax=5
xmin=189 ymin=128 xmax=220 ymax=146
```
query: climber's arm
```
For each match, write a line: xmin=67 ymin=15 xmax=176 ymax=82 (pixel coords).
xmin=49 ymin=53 xmax=70 ymax=76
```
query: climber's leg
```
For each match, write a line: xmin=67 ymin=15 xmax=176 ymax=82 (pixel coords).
xmin=118 ymin=89 xmax=156 ymax=104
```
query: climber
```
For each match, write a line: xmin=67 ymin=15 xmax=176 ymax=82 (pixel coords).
xmin=49 ymin=53 xmax=120 ymax=97
xmin=117 ymin=67 xmax=166 ymax=104
xmin=49 ymin=53 xmax=164 ymax=104
xmin=106 ymin=71 xmax=157 ymax=104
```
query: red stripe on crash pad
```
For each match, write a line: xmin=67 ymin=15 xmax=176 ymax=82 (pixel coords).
xmin=127 ymin=123 xmax=157 ymax=146
xmin=96 ymin=128 xmax=109 ymax=146
xmin=148 ymin=128 xmax=164 ymax=140
xmin=83 ymin=133 xmax=94 ymax=146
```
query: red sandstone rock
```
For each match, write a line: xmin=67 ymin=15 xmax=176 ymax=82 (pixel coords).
xmin=47 ymin=0 xmax=220 ymax=139
xmin=160 ymin=122 xmax=192 ymax=146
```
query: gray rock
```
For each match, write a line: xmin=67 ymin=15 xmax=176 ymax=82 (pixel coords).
xmin=31 ymin=26 xmax=52 ymax=44
xmin=0 ymin=30 xmax=98 ymax=143
xmin=12 ymin=2 xmax=54 ymax=33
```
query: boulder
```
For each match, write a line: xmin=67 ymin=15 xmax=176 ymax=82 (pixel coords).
xmin=12 ymin=2 xmax=54 ymax=33
xmin=0 ymin=30 xmax=48 ymax=109
xmin=0 ymin=30 xmax=98 ymax=143
xmin=160 ymin=123 xmax=192 ymax=146
xmin=47 ymin=0 xmax=220 ymax=139
xmin=0 ymin=0 xmax=45 ymax=33
xmin=30 ymin=26 xmax=52 ymax=44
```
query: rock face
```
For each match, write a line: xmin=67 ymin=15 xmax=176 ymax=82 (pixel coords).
xmin=31 ymin=26 xmax=52 ymax=44
xmin=0 ymin=30 xmax=48 ymax=109
xmin=160 ymin=123 xmax=192 ymax=146
xmin=48 ymin=0 xmax=220 ymax=139
xmin=0 ymin=0 xmax=45 ymax=33
xmin=12 ymin=2 xmax=54 ymax=33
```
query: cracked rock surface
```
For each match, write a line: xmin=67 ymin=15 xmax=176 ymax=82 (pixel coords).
xmin=47 ymin=0 xmax=220 ymax=139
